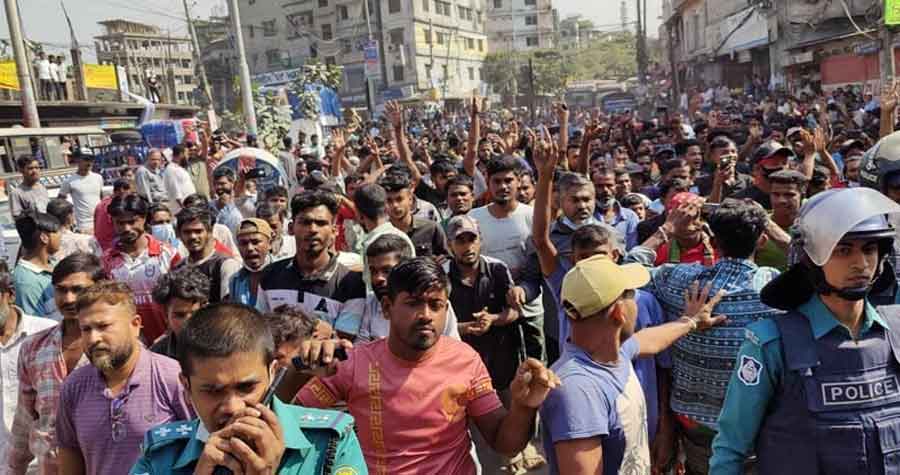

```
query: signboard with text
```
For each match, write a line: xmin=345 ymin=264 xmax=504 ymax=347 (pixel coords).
xmin=365 ymin=40 xmax=381 ymax=80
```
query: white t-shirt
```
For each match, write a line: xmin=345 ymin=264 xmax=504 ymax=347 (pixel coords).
xmin=162 ymin=162 xmax=196 ymax=215
xmin=468 ymin=203 xmax=542 ymax=318
xmin=48 ymin=62 xmax=60 ymax=83
xmin=36 ymin=59 xmax=51 ymax=80
xmin=468 ymin=203 xmax=533 ymax=279
xmin=60 ymin=172 xmax=104 ymax=232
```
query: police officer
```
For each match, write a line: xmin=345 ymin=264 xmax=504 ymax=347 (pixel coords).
xmin=710 ymin=188 xmax=900 ymax=474
xmin=130 ymin=303 xmax=367 ymax=475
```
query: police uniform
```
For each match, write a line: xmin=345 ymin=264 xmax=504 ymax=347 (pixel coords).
xmin=710 ymin=188 xmax=900 ymax=475
xmin=129 ymin=397 xmax=368 ymax=475
xmin=711 ymin=296 xmax=900 ymax=474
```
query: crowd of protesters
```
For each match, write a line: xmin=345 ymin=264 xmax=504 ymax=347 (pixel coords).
xmin=4 ymin=76 xmax=900 ymax=475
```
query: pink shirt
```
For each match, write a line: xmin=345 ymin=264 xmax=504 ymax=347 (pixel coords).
xmin=92 ymin=196 xmax=115 ymax=252
xmin=296 ymin=337 xmax=503 ymax=475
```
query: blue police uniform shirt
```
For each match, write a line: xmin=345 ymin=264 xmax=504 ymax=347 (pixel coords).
xmin=129 ymin=397 xmax=368 ymax=475
xmin=710 ymin=295 xmax=887 ymax=474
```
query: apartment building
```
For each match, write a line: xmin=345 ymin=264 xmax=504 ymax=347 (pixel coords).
xmin=237 ymin=0 xmax=488 ymax=107
xmin=94 ymin=19 xmax=196 ymax=105
xmin=486 ymin=0 xmax=556 ymax=53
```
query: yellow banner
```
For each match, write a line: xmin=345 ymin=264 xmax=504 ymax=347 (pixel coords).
xmin=889 ymin=0 xmax=900 ymax=25
xmin=84 ymin=64 xmax=118 ymax=90
xmin=0 ymin=62 xmax=19 ymax=90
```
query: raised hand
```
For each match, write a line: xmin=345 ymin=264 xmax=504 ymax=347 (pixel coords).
xmin=384 ymin=100 xmax=403 ymax=128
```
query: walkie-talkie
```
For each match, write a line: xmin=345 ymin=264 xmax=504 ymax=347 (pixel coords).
xmin=212 ymin=366 xmax=288 ymax=475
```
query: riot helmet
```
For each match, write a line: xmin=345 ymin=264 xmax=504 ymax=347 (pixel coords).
xmin=858 ymin=131 xmax=900 ymax=195
xmin=762 ymin=188 xmax=900 ymax=309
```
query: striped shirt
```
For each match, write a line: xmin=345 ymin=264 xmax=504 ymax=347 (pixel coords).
xmin=55 ymin=347 xmax=193 ymax=475
xmin=4 ymin=324 xmax=89 ymax=475
xmin=102 ymin=236 xmax=180 ymax=343
xmin=646 ymin=258 xmax=781 ymax=430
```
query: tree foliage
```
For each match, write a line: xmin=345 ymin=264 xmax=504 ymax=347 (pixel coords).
xmin=483 ymin=31 xmax=642 ymax=99
xmin=289 ymin=59 xmax=344 ymax=119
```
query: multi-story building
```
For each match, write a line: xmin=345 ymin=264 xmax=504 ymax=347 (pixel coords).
xmin=664 ymin=0 xmax=886 ymax=95
xmin=236 ymin=0 xmax=488 ymax=108
xmin=485 ymin=0 xmax=556 ymax=53
xmin=558 ymin=14 xmax=604 ymax=50
xmin=94 ymin=19 xmax=196 ymax=105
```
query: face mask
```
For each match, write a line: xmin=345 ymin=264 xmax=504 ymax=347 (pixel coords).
xmin=561 ymin=215 xmax=597 ymax=231
xmin=150 ymin=224 xmax=178 ymax=248
xmin=243 ymin=253 xmax=272 ymax=273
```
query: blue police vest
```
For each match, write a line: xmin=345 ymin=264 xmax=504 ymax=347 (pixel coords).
xmin=756 ymin=305 xmax=900 ymax=475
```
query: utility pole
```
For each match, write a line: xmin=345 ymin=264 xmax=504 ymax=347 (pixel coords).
xmin=635 ymin=0 xmax=646 ymax=81
xmin=529 ymin=56 xmax=536 ymax=124
xmin=226 ymin=0 xmax=257 ymax=135
xmin=363 ymin=0 xmax=377 ymax=115
xmin=183 ymin=0 xmax=217 ymax=125
xmin=881 ymin=25 xmax=896 ymax=92
xmin=4 ymin=0 xmax=40 ymax=127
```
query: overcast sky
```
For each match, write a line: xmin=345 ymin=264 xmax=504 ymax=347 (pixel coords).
xmin=0 ymin=0 xmax=662 ymax=61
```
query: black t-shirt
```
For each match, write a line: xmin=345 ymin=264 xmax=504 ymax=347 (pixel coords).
xmin=257 ymin=254 xmax=366 ymax=335
xmin=415 ymin=181 xmax=446 ymax=210
xmin=730 ymin=183 xmax=771 ymax=209
xmin=446 ymin=256 xmax=521 ymax=390
xmin=406 ymin=218 xmax=450 ymax=258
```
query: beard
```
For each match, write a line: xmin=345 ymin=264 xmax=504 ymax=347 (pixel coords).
xmin=118 ymin=230 xmax=141 ymax=245
xmin=88 ymin=340 xmax=134 ymax=373
xmin=373 ymin=284 xmax=390 ymax=300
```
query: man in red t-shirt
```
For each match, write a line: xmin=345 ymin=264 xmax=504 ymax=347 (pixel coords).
xmin=294 ymin=257 xmax=559 ymax=475
xmin=93 ymin=179 xmax=133 ymax=251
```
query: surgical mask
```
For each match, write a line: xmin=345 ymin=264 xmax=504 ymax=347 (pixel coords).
xmin=150 ymin=224 xmax=179 ymax=248
xmin=243 ymin=253 xmax=272 ymax=273
xmin=561 ymin=215 xmax=597 ymax=231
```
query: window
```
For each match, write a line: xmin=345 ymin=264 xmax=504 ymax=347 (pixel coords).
xmin=425 ymin=64 xmax=433 ymax=80
xmin=263 ymin=19 xmax=277 ymax=37
xmin=478 ymin=68 xmax=483 ymax=80
xmin=318 ymin=0 xmax=327 ymax=6
xmin=347 ymin=69 xmax=364 ymax=89
xmin=249 ymin=25 xmax=255 ymax=38
xmin=322 ymin=24 xmax=333 ymax=41
xmin=393 ymin=64 xmax=404 ymax=81
xmin=442 ymin=64 xmax=448 ymax=79
xmin=435 ymin=1 xmax=451 ymax=16
xmin=340 ymin=38 xmax=352 ymax=53
xmin=467 ymin=67 xmax=474 ymax=80
xmin=249 ymin=0 xmax=255 ymax=4
xmin=525 ymin=15 xmax=537 ymax=26
xmin=390 ymin=28 xmax=404 ymax=45
xmin=422 ymin=0 xmax=429 ymax=12
xmin=338 ymin=5 xmax=349 ymax=20
xmin=526 ymin=36 xmax=538 ymax=47
xmin=435 ymin=31 xmax=446 ymax=44
xmin=524 ymin=0 xmax=535 ymax=5
xmin=477 ymin=39 xmax=484 ymax=51
xmin=389 ymin=0 xmax=401 ymax=13
xmin=325 ymin=56 xmax=336 ymax=65
xmin=424 ymin=28 xmax=432 ymax=44
xmin=287 ymin=12 xmax=314 ymax=38
xmin=493 ymin=0 xmax=501 ymax=8
xmin=266 ymin=49 xmax=282 ymax=67
xmin=465 ymin=37 xmax=474 ymax=49
xmin=458 ymin=6 xmax=472 ymax=20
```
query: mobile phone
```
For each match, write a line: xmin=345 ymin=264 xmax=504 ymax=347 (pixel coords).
xmin=291 ymin=346 xmax=348 ymax=371
xmin=212 ymin=367 xmax=289 ymax=475
xmin=244 ymin=168 xmax=266 ymax=179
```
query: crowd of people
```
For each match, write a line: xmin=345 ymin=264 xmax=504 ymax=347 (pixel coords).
xmin=3 ymin=80 xmax=900 ymax=475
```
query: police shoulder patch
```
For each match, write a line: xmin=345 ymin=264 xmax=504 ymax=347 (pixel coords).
xmin=738 ymin=355 xmax=763 ymax=386
xmin=745 ymin=318 xmax=780 ymax=347
xmin=141 ymin=420 xmax=195 ymax=454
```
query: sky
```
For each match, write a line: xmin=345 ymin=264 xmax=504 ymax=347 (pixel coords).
xmin=0 ymin=0 xmax=663 ymax=61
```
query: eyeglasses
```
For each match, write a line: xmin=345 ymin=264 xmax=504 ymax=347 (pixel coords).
xmin=110 ymin=393 xmax=129 ymax=442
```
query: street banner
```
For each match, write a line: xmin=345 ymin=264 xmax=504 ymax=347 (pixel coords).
xmin=84 ymin=64 xmax=118 ymax=89
xmin=364 ymin=40 xmax=380 ymax=80
xmin=0 ymin=62 xmax=19 ymax=90
xmin=888 ymin=0 xmax=900 ymax=25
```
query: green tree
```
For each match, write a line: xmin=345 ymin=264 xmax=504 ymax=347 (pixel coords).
xmin=253 ymin=85 xmax=292 ymax=153
xmin=289 ymin=59 xmax=344 ymax=119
